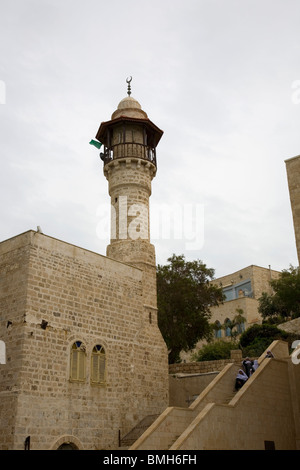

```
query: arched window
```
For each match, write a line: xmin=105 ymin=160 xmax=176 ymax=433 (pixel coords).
xmin=91 ymin=345 xmax=106 ymax=385
xmin=224 ymin=318 xmax=232 ymax=337
xmin=70 ymin=341 xmax=86 ymax=382
xmin=214 ymin=320 xmax=222 ymax=338
xmin=236 ymin=322 xmax=245 ymax=334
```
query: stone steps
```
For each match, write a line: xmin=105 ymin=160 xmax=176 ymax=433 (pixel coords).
xmin=120 ymin=414 xmax=160 ymax=448
xmin=222 ymin=391 xmax=237 ymax=404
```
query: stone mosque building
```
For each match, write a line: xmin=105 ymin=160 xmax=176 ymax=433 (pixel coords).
xmin=0 ymin=84 xmax=169 ymax=450
xmin=1 ymin=83 xmax=300 ymax=450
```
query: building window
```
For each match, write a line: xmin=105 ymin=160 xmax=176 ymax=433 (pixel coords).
xmin=214 ymin=321 xmax=222 ymax=338
xmin=223 ymin=279 xmax=252 ymax=302
xmin=70 ymin=341 xmax=86 ymax=382
xmin=224 ymin=318 xmax=232 ymax=337
xmin=236 ymin=322 xmax=245 ymax=334
xmin=91 ymin=345 xmax=106 ymax=385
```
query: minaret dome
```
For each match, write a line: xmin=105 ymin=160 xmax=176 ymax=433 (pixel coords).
xmin=111 ymin=96 xmax=148 ymax=120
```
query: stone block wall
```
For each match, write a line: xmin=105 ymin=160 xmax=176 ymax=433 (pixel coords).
xmin=169 ymin=350 xmax=243 ymax=376
xmin=169 ymin=360 xmax=234 ymax=375
xmin=0 ymin=230 xmax=168 ymax=450
xmin=104 ymin=158 xmax=155 ymax=247
xmin=210 ymin=296 xmax=260 ymax=327
xmin=0 ymin=233 xmax=32 ymax=449
xmin=105 ymin=158 xmax=158 ymax=308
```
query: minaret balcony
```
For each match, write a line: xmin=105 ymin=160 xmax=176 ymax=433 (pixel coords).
xmin=100 ymin=142 xmax=157 ymax=167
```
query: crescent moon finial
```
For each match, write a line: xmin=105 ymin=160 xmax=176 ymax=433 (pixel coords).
xmin=126 ymin=76 xmax=132 ymax=96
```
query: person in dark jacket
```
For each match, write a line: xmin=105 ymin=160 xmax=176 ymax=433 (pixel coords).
xmin=242 ymin=357 xmax=253 ymax=377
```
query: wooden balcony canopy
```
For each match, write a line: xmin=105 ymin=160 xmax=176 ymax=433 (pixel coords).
xmin=95 ymin=116 xmax=163 ymax=149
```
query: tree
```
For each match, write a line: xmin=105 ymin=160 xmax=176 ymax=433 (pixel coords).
xmin=238 ymin=323 xmax=296 ymax=357
xmin=258 ymin=265 xmax=300 ymax=321
xmin=157 ymin=254 xmax=225 ymax=363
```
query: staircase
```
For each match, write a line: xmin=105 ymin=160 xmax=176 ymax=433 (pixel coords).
xmin=129 ymin=362 xmax=242 ymax=450
xmin=222 ymin=390 xmax=237 ymax=404
xmin=119 ymin=414 xmax=160 ymax=449
xmin=130 ymin=341 xmax=294 ymax=450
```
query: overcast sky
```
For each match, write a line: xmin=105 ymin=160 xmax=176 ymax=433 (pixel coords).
xmin=0 ymin=0 xmax=299 ymax=278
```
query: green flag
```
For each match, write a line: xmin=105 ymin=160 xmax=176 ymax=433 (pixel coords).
xmin=89 ymin=139 xmax=102 ymax=149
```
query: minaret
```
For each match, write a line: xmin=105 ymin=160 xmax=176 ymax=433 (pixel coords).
xmin=95 ymin=79 xmax=163 ymax=307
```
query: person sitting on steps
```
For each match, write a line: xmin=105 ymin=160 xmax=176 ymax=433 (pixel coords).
xmin=235 ymin=369 xmax=248 ymax=391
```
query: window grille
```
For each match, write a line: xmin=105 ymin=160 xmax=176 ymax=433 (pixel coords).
xmin=70 ymin=341 xmax=86 ymax=382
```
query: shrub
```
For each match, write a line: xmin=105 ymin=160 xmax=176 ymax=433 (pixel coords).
xmin=192 ymin=340 xmax=239 ymax=362
xmin=239 ymin=324 xmax=288 ymax=348
xmin=238 ymin=323 xmax=297 ymax=357
xmin=241 ymin=337 xmax=273 ymax=357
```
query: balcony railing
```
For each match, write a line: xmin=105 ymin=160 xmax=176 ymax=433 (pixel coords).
xmin=100 ymin=142 xmax=157 ymax=167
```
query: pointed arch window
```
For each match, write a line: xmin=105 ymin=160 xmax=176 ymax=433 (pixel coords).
xmin=214 ymin=320 xmax=222 ymax=338
xmin=70 ymin=341 xmax=86 ymax=382
xmin=224 ymin=318 xmax=232 ymax=337
xmin=91 ymin=345 xmax=106 ymax=385
xmin=236 ymin=322 xmax=245 ymax=334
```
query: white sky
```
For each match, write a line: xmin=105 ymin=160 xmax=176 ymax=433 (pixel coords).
xmin=0 ymin=0 xmax=299 ymax=278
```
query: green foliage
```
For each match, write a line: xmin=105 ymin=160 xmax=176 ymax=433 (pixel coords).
xmin=258 ymin=265 xmax=300 ymax=321
xmin=238 ymin=323 xmax=296 ymax=357
xmin=157 ymin=254 xmax=225 ymax=364
xmin=239 ymin=324 xmax=288 ymax=347
xmin=192 ymin=340 xmax=239 ymax=362
xmin=240 ymin=337 xmax=275 ymax=358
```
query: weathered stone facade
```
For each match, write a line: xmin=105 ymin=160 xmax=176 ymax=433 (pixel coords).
xmin=0 ymin=90 xmax=168 ymax=450
xmin=286 ymin=154 xmax=300 ymax=265
xmin=180 ymin=265 xmax=280 ymax=362
xmin=0 ymin=231 xmax=168 ymax=450
xmin=209 ymin=264 xmax=281 ymax=329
